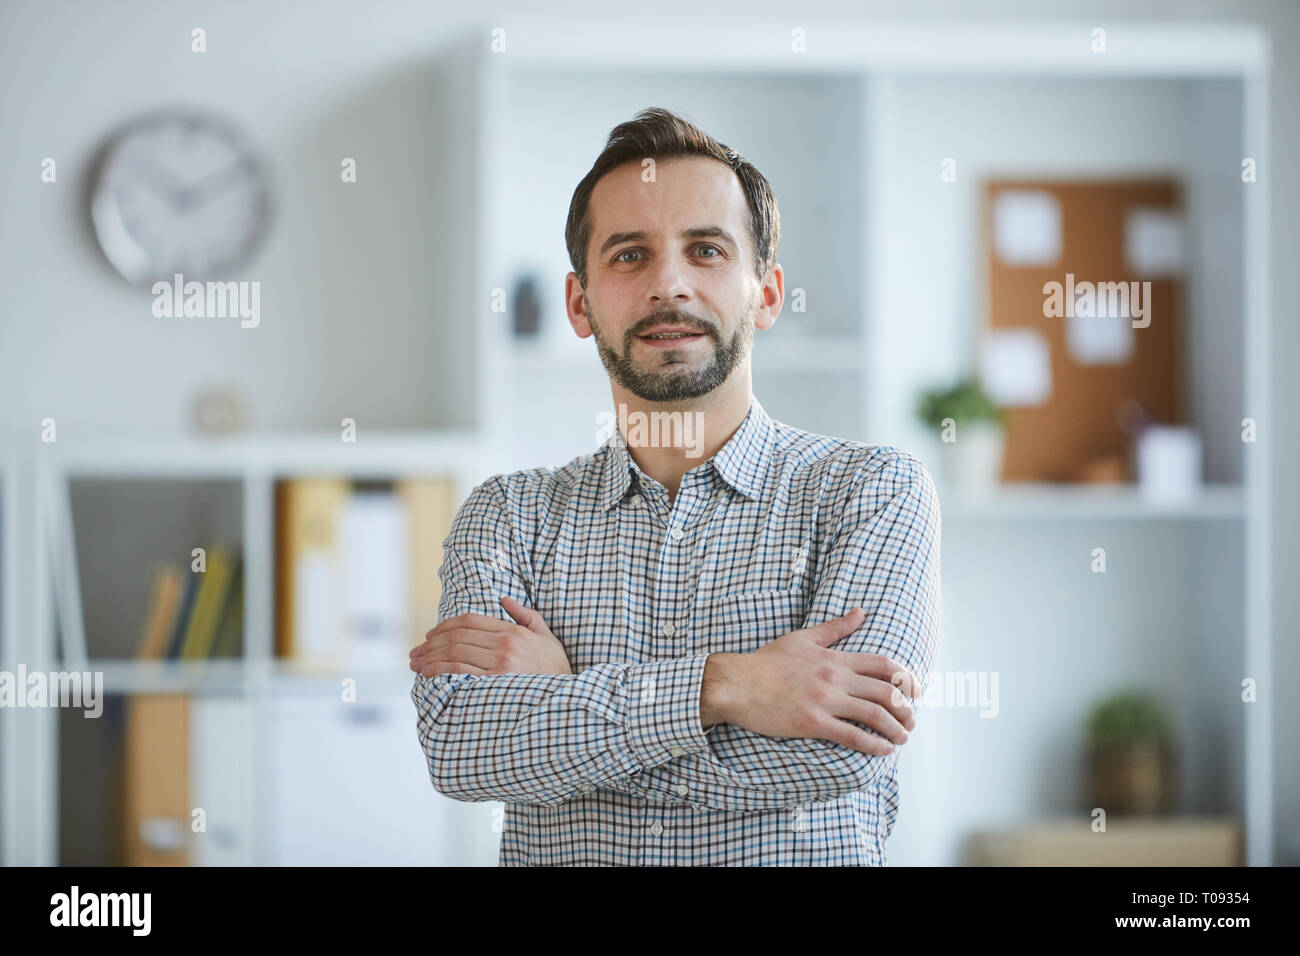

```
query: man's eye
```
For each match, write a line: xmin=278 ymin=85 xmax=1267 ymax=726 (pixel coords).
xmin=614 ymin=249 xmax=642 ymax=263
xmin=696 ymin=244 xmax=721 ymax=257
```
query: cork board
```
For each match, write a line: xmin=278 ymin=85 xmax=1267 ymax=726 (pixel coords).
xmin=984 ymin=180 xmax=1184 ymax=482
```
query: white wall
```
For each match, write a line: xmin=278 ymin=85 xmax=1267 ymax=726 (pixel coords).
xmin=0 ymin=2 xmax=481 ymax=432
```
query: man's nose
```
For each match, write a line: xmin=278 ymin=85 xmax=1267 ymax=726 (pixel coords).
xmin=646 ymin=254 xmax=693 ymax=305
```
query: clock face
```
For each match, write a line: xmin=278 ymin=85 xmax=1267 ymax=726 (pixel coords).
xmin=91 ymin=111 xmax=271 ymax=285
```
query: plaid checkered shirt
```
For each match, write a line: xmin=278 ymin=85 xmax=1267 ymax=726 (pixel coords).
xmin=412 ymin=395 xmax=941 ymax=865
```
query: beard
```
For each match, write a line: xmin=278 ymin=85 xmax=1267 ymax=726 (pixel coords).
xmin=586 ymin=293 xmax=756 ymax=402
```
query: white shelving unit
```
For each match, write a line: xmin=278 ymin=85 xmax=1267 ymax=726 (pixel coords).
xmin=1 ymin=429 xmax=490 ymax=866
xmin=0 ymin=18 xmax=1274 ymax=867
xmin=939 ymin=482 xmax=1246 ymax=521
xmin=470 ymin=17 xmax=1274 ymax=866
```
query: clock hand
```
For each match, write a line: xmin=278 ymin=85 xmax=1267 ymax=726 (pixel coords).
xmin=134 ymin=155 xmax=190 ymax=208
xmin=176 ymin=158 xmax=257 ymax=212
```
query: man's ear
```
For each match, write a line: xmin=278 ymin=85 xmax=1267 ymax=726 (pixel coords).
xmin=753 ymin=262 xmax=784 ymax=332
xmin=565 ymin=271 xmax=594 ymax=338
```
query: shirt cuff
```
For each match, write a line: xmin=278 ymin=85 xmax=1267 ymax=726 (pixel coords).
xmin=623 ymin=654 xmax=712 ymax=768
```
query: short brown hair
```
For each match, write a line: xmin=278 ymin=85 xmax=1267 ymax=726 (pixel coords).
xmin=565 ymin=107 xmax=780 ymax=290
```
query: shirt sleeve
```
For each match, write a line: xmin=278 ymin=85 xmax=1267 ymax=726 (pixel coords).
xmin=625 ymin=452 xmax=942 ymax=811
xmin=410 ymin=475 xmax=719 ymax=807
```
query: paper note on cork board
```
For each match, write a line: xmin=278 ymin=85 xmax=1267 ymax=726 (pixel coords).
xmin=993 ymin=190 xmax=1063 ymax=267
xmin=984 ymin=180 xmax=1184 ymax=483
xmin=980 ymin=328 xmax=1052 ymax=407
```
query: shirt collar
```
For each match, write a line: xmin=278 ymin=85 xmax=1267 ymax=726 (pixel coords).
xmin=599 ymin=396 xmax=775 ymax=511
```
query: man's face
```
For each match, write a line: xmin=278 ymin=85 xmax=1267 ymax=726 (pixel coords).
xmin=572 ymin=156 xmax=771 ymax=402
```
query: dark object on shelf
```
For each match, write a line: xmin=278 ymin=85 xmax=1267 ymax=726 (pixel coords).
xmin=512 ymin=274 xmax=542 ymax=337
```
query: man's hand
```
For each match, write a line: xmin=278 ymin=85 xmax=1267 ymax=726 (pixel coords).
xmin=409 ymin=596 xmax=573 ymax=677
xmin=700 ymin=607 xmax=920 ymax=756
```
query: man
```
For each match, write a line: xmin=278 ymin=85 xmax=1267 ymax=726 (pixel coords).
xmin=410 ymin=107 xmax=941 ymax=866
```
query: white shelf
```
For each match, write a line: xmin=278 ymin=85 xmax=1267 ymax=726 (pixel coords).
xmin=88 ymin=659 xmax=420 ymax=695
xmin=940 ymin=482 xmax=1245 ymax=520
xmin=496 ymin=17 xmax=1268 ymax=76
xmin=44 ymin=429 xmax=482 ymax=478
xmin=91 ymin=659 xmax=249 ymax=694
xmin=267 ymin=665 xmax=421 ymax=697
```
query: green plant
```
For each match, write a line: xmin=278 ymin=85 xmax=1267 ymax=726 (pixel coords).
xmin=915 ymin=379 xmax=1005 ymax=430
xmin=1086 ymin=690 xmax=1170 ymax=750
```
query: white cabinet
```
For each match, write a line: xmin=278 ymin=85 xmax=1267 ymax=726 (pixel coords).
xmin=265 ymin=692 xmax=457 ymax=866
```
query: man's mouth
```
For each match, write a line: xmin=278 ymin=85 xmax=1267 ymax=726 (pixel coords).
xmin=637 ymin=327 xmax=708 ymax=347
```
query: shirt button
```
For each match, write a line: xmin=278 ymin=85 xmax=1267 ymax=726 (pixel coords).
xmin=669 ymin=526 xmax=684 ymax=541
xmin=649 ymin=822 xmax=664 ymax=836
xmin=675 ymin=784 xmax=689 ymax=796
xmin=662 ymin=622 xmax=676 ymax=637
xmin=628 ymin=495 xmax=642 ymax=508
xmin=669 ymin=745 xmax=686 ymax=757
xmin=579 ymin=784 xmax=594 ymax=793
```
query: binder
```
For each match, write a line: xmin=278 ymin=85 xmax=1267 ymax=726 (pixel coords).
xmin=180 ymin=545 xmax=236 ymax=660
xmin=211 ymin=561 xmax=244 ymax=659
xmin=275 ymin=477 xmax=350 ymax=664
xmin=340 ymin=488 xmax=408 ymax=669
xmin=189 ymin=696 xmax=247 ymax=866
xmin=397 ymin=478 xmax=455 ymax=647
xmin=122 ymin=694 xmax=190 ymax=866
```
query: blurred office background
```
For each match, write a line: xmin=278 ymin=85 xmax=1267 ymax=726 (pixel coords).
xmin=1 ymin=0 xmax=1296 ymax=866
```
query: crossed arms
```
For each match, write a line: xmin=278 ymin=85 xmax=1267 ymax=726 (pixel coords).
xmin=410 ymin=455 xmax=940 ymax=811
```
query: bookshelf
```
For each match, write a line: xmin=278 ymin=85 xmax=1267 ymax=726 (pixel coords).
xmin=0 ymin=18 xmax=1275 ymax=867
xmin=939 ymin=482 xmax=1247 ymax=522
xmin=3 ymin=430 xmax=488 ymax=866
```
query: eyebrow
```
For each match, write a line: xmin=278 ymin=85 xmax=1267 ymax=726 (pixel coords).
xmin=598 ymin=226 xmax=739 ymax=257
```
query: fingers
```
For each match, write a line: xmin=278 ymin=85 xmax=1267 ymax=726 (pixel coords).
xmin=413 ymin=659 xmax=489 ymax=678
xmin=808 ymin=608 xmax=865 ymax=646
xmin=835 ymin=650 xmax=921 ymax=699
xmin=411 ymin=640 xmax=502 ymax=673
xmin=845 ymin=675 xmax=916 ymax=731
xmin=816 ymin=716 xmax=896 ymax=757
xmin=413 ymin=627 xmax=516 ymax=658
xmin=421 ymin=613 xmax=516 ymax=643
xmin=411 ymin=618 xmax=516 ymax=657
xmin=499 ymin=595 xmax=536 ymax=627
xmin=832 ymin=692 xmax=910 ymax=746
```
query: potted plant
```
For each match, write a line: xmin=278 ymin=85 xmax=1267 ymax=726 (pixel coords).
xmin=915 ymin=379 xmax=1006 ymax=492
xmin=1085 ymin=690 xmax=1174 ymax=815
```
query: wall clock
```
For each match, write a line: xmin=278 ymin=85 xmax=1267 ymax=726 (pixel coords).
xmin=90 ymin=110 xmax=272 ymax=285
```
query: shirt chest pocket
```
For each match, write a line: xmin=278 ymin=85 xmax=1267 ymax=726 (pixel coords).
xmin=698 ymin=587 xmax=809 ymax=655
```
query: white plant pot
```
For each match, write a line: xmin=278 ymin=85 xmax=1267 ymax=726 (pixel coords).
xmin=938 ymin=421 xmax=1005 ymax=493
